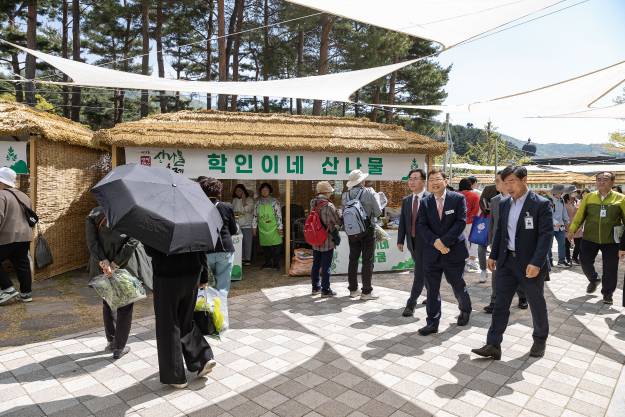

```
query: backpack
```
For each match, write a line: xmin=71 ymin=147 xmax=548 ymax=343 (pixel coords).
xmin=342 ymin=188 xmax=369 ymax=236
xmin=304 ymin=200 xmax=329 ymax=246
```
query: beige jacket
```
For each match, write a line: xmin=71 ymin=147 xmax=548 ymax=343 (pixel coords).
xmin=0 ymin=188 xmax=33 ymax=245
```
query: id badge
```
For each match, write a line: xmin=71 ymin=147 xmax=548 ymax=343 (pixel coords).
xmin=600 ymin=207 xmax=607 ymax=218
xmin=524 ymin=216 xmax=534 ymax=230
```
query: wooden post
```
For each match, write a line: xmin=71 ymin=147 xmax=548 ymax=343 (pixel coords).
xmin=285 ymin=179 xmax=291 ymax=274
xmin=28 ymin=136 xmax=37 ymax=274
xmin=111 ymin=145 xmax=118 ymax=168
xmin=426 ymin=153 xmax=433 ymax=192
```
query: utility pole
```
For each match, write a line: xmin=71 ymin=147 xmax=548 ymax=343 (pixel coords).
xmin=445 ymin=113 xmax=454 ymax=182
xmin=487 ymin=121 xmax=498 ymax=180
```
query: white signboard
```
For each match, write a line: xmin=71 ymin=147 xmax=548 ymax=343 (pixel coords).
xmin=331 ymin=229 xmax=413 ymax=274
xmin=0 ymin=141 xmax=28 ymax=174
xmin=125 ymin=147 xmax=426 ymax=181
xmin=230 ymin=233 xmax=243 ymax=281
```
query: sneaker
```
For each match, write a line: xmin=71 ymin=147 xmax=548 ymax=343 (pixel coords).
xmin=479 ymin=270 xmax=488 ymax=283
xmin=311 ymin=289 xmax=321 ymax=296
xmin=169 ymin=382 xmax=189 ymax=389
xmin=556 ymin=262 xmax=570 ymax=268
xmin=19 ymin=292 xmax=32 ymax=303
xmin=321 ymin=290 xmax=337 ymax=298
xmin=572 ymin=258 xmax=579 ymax=265
xmin=112 ymin=346 xmax=130 ymax=360
xmin=360 ymin=293 xmax=379 ymax=301
xmin=0 ymin=288 xmax=19 ymax=305
xmin=349 ymin=290 xmax=361 ymax=298
xmin=198 ymin=359 xmax=217 ymax=378
xmin=603 ymin=295 xmax=613 ymax=305
xmin=104 ymin=342 xmax=114 ymax=353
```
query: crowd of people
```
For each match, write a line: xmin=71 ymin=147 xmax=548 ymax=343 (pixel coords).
xmin=0 ymin=164 xmax=623 ymax=390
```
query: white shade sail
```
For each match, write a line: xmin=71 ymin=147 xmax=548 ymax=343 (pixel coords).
xmin=2 ymin=40 xmax=417 ymax=102
xmin=285 ymin=0 xmax=564 ymax=49
xmin=379 ymin=59 xmax=625 ymax=118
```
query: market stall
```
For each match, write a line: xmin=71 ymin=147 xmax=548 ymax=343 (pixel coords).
xmin=93 ymin=110 xmax=446 ymax=276
xmin=0 ymin=101 xmax=109 ymax=279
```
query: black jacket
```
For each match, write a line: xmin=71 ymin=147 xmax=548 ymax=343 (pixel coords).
xmin=208 ymin=198 xmax=238 ymax=253
xmin=397 ymin=192 xmax=430 ymax=253
xmin=145 ymin=246 xmax=210 ymax=284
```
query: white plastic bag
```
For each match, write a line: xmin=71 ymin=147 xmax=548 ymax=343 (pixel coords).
xmin=195 ymin=287 xmax=229 ymax=338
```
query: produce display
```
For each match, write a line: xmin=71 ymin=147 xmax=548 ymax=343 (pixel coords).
xmin=89 ymin=269 xmax=147 ymax=310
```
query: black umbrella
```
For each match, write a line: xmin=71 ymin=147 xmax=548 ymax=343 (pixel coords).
xmin=91 ymin=164 xmax=223 ymax=255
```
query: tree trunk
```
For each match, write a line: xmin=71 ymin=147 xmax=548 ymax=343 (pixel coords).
xmin=206 ymin=0 xmax=214 ymax=109
xmin=217 ymin=0 xmax=227 ymax=110
xmin=8 ymin=13 xmax=23 ymax=103
xmin=312 ymin=14 xmax=333 ymax=115
xmin=25 ymin=0 xmax=37 ymax=106
xmin=296 ymin=29 xmax=303 ymax=114
xmin=229 ymin=0 xmax=244 ymax=111
xmin=140 ymin=0 xmax=150 ymax=117
xmin=61 ymin=0 xmax=69 ymax=117
xmin=155 ymin=0 xmax=167 ymax=112
xmin=262 ymin=0 xmax=269 ymax=112
xmin=117 ymin=12 xmax=132 ymax=123
xmin=225 ymin=0 xmax=240 ymax=72
xmin=70 ymin=0 xmax=81 ymax=121
xmin=354 ymin=90 xmax=360 ymax=117
xmin=386 ymin=70 xmax=397 ymax=123
xmin=370 ymin=84 xmax=381 ymax=122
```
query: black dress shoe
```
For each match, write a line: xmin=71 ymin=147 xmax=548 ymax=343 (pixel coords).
xmin=518 ymin=299 xmax=528 ymax=309
xmin=402 ymin=305 xmax=415 ymax=317
xmin=586 ymin=280 xmax=600 ymax=294
xmin=418 ymin=324 xmax=438 ymax=336
xmin=529 ymin=341 xmax=546 ymax=357
xmin=483 ymin=304 xmax=494 ymax=314
xmin=457 ymin=311 xmax=470 ymax=326
xmin=471 ymin=344 xmax=502 ymax=360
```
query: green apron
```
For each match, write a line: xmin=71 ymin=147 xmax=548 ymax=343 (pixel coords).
xmin=258 ymin=202 xmax=282 ymax=246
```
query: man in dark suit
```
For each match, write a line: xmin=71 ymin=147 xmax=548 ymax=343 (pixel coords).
xmin=472 ymin=165 xmax=552 ymax=360
xmin=397 ymin=168 xmax=430 ymax=317
xmin=417 ymin=169 xmax=472 ymax=336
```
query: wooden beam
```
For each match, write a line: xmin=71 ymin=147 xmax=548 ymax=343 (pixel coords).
xmin=28 ymin=136 xmax=37 ymax=274
xmin=285 ymin=179 xmax=291 ymax=275
xmin=111 ymin=145 xmax=118 ymax=168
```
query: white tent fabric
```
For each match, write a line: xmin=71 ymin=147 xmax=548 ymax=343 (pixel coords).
xmin=285 ymin=0 xmax=564 ymax=49
xmin=439 ymin=162 xmax=549 ymax=172
xmin=2 ymin=41 xmax=417 ymax=102
xmin=378 ymin=59 xmax=625 ymax=118
xmin=531 ymin=103 xmax=625 ymax=119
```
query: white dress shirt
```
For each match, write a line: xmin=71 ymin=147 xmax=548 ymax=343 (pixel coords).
xmin=507 ymin=190 xmax=530 ymax=251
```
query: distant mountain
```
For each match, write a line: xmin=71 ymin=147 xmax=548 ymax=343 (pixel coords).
xmin=502 ymin=134 xmax=620 ymax=158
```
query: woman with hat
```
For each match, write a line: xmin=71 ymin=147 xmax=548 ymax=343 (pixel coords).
xmin=253 ymin=182 xmax=283 ymax=270
xmin=0 ymin=167 xmax=34 ymax=305
xmin=310 ymin=181 xmax=342 ymax=297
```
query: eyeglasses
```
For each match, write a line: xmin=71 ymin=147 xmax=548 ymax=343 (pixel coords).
xmin=408 ymin=177 xmax=423 ymax=181
xmin=428 ymin=178 xmax=445 ymax=183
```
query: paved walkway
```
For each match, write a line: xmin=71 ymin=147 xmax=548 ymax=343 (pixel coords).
xmin=1 ymin=266 xmax=624 ymax=417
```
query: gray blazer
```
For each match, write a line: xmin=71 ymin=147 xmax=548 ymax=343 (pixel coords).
xmin=85 ymin=207 xmax=153 ymax=288
xmin=488 ymin=194 xmax=509 ymax=245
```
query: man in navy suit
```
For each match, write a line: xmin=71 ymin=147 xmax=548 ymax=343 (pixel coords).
xmin=472 ymin=165 xmax=552 ymax=359
xmin=417 ymin=169 xmax=472 ymax=336
xmin=397 ymin=168 xmax=430 ymax=317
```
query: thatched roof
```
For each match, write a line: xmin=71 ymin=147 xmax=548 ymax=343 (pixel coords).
xmin=0 ymin=101 xmax=99 ymax=149
xmin=467 ymin=172 xmax=594 ymax=186
xmin=94 ymin=110 xmax=446 ymax=155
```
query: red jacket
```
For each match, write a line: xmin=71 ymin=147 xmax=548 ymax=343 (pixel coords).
xmin=461 ymin=190 xmax=480 ymax=224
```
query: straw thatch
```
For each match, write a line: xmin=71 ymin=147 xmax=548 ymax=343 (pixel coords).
xmin=462 ymin=172 xmax=594 ymax=188
xmin=94 ymin=110 xmax=446 ymax=155
xmin=0 ymin=101 xmax=101 ymax=149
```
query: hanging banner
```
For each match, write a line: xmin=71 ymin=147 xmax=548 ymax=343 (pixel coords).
xmin=125 ymin=147 xmax=425 ymax=181
xmin=0 ymin=141 xmax=28 ymax=174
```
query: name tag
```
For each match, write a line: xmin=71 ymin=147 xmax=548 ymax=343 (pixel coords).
xmin=445 ymin=209 xmax=454 ymax=215
xmin=600 ymin=208 xmax=607 ymax=218
xmin=524 ymin=216 xmax=534 ymax=230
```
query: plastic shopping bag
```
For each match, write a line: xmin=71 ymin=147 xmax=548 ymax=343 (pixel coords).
xmin=468 ymin=215 xmax=489 ymax=246
xmin=89 ymin=268 xmax=147 ymax=310
xmin=194 ymin=286 xmax=229 ymax=338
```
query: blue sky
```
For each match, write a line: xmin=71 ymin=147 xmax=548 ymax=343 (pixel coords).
xmin=430 ymin=0 xmax=625 ymax=144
